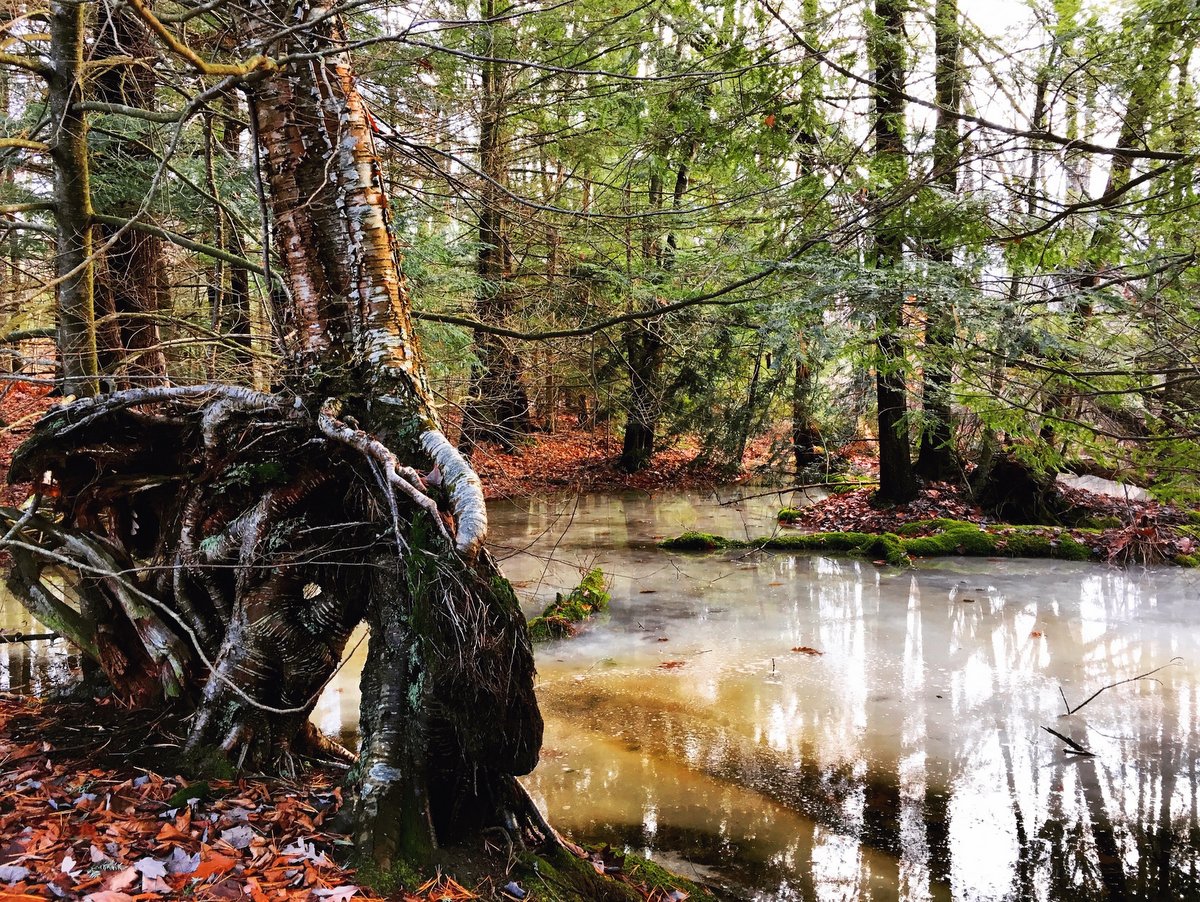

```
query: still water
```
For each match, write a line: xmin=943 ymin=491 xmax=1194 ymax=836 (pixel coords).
xmin=5 ymin=488 xmax=1200 ymax=900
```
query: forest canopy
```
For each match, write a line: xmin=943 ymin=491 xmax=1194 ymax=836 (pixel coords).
xmin=1 ymin=0 xmax=1197 ymax=498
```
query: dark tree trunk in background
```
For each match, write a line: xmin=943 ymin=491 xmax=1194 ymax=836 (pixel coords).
xmin=218 ymin=93 xmax=252 ymax=366
xmin=92 ymin=1 xmax=168 ymax=387
xmin=792 ymin=351 xmax=822 ymax=471
xmin=49 ymin=0 xmax=99 ymax=397
xmin=620 ymin=156 xmax=689 ymax=473
xmin=869 ymin=0 xmax=918 ymax=503
xmin=915 ymin=0 xmax=961 ymax=481
xmin=460 ymin=0 xmax=531 ymax=453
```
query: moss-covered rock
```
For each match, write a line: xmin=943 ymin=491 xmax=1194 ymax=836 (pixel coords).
xmin=528 ymin=568 xmax=611 ymax=641
xmin=902 ymin=522 xmax=1093 ymax=561
xmin=657 ymin=531 xmax=742 ymax=551
xmin=662 ymin=530 xmax=912 ymax=567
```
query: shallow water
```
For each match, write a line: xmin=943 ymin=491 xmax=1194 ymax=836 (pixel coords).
xmin=6 ymin=487 xmax=1200 ymax=900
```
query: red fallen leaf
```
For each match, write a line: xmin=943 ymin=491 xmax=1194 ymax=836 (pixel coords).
xmin=1030 ymin=630 xmax=1043 ymax=638
xmin=764 ymin=113 xmax=777 ymax=127
xmin=791 ymin=646 xmax=823 ymax=656
xmin=102 ymin=867 xmax=138 ymax=893
xmin=658 ymin=661 xmax=685 ymax=670
xmin=193 ymin=850 xmax=238 ymax=880
xmin=155 ymin=822 xmax=191 ymax=843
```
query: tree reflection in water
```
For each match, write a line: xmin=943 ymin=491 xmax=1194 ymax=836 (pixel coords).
xmin=5 ymin=488 xmax=1199 ymax=901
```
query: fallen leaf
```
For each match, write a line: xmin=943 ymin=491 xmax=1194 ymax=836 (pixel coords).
xmin=0 ymin=866 xmax=31 ymax=883
xmin=791 ymin=646 xmax=823 ymax=656
xmin=658 ymin=661 xmax=685 ymax=670
xmin=102 ymin=868 xmax=137 ymax=893
xmin=134 ymin=857 xmax=167 ymax=880
xmin=314 ymin=887 xmax=360 ymax=902
xmin=220 ymin=824 xmax=254 ymax=849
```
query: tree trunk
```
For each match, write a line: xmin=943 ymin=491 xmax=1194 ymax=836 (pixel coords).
xmin=460 ymin=0 xmax=531 ymax=453
xmin=5 ymin=0 xmax=546 ymax=875
xmin=49 ymin=0 xmax=99 ymax=398
xmin=792 ymin=351 xmax=822 ymax=472
xmin=620 ymin=156 xmax=687 ymax=474
xmin=915 ymin=0 xmax=960 ymax=481
xmin=869 ymin=0 xmax=917 ymax=503
xmin=212 ymin=93 xmax=252 ymax=368
xmin=91 ymin=2 xmax=169 ymax=387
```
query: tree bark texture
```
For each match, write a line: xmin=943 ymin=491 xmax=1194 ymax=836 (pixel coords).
xmin=49 ymin=0 xmax=99 ymax=397
xmin=5 ymin=0 xmax=545 ymax=874
xmin=915 ymin=0 xmax=961 ymax=481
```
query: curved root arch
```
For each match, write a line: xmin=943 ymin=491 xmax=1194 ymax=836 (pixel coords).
xmin=1 ymin=386 xmax=542 ymax=847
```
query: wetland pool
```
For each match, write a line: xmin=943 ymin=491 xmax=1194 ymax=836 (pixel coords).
xmin=4 ymin=487 xmax=1200 ymax=900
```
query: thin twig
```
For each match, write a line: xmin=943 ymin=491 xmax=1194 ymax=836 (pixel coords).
xmin=1060 ymin=657 xmax=1184 ymax=715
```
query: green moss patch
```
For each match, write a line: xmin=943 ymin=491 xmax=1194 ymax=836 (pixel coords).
xmin=528 ymin=568 xmax=611 ymax=641
xmin=658 ymin=531 xmax=742 ymax=551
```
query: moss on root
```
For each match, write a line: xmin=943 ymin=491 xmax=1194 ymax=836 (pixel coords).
xmin=662 ymin=521 xmax=1098 ymax=567
xmin=528 ymin=568 xmax=611 ymax=641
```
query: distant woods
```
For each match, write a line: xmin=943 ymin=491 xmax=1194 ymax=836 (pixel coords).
xmin=2 ymin=0 xmax=1199 ymax=498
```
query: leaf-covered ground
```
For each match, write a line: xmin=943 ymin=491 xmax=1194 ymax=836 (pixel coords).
xmin=469 ymin=421 xmax=769 ymax=500
xmin=0 ymin=694 xmax=710 ymax=902
xmin=0 ymin=693 xmax=395 ymax=902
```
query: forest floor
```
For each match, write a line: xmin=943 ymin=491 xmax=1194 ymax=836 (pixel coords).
xmin=2 ymin=385 xmax=1198 ymax=565
xmin=1 ymin=388 xmax=1198 ymax=898
xmin=0 ymin=693 xmax=708 ymax=902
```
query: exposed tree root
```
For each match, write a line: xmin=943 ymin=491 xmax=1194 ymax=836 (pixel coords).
xmin=1 ymin=384 xmax=542 ymax=867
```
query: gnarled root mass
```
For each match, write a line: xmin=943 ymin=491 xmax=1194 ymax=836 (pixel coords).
xmin=1 ymin=384 xmax=545 ymax=867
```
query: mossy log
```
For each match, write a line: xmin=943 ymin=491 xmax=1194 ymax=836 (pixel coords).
xmin=660 ymin=519 xmax=1096 ymax=567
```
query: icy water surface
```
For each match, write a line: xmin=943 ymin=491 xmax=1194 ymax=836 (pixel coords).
xmin=318 ymin=489 xmax=1200 ymax=900
xmin=4 ymin=487 xmax=1200 ymax=900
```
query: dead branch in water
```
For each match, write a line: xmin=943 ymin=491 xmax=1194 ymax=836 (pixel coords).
xmin=1059 ymin=657 xmax=1184 ymax=716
